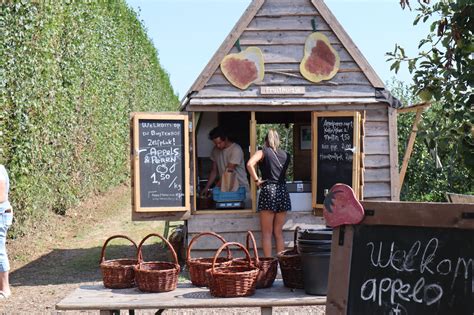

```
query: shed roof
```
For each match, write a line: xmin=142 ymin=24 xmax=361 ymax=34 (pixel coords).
xmin=180 ymin=0 xmax=399 ymax=111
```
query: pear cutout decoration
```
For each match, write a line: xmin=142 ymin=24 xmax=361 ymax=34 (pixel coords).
xmin=300 ymin=32 xmax=340 ymax=83
xmin=220 ymin=47 xmax=264 ymax=90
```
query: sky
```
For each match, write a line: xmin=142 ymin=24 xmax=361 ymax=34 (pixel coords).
xmin=125 ymin=0 xmax=427 ymax=98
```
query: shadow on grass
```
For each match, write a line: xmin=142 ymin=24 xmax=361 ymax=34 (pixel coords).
xmin=10 ymin=243 xmax=179 ymax=286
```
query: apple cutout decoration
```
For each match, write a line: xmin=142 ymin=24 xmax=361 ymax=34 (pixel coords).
xmin=300 ymin=32 xmax=340 ymax=83
xmin=220 ymin=47 xmax=264 ymax=90
xmin=323 ymin=183 xmax=364 ymax=227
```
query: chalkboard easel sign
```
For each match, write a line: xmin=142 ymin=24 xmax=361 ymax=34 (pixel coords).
xmin=326 ymin=201 xmax=474 ymax=315
xmin=131 ymin=113 xmax=190 ymax=213
xmin=311 ymin=111 xmax=361 ymax=208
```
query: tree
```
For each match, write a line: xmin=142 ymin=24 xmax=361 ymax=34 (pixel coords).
xmin=387 ymin=0 xmax=473 ymax=175
xmin=389 ymin=79 xmax=472 ymax=201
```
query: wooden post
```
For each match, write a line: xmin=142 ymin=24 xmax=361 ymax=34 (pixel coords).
xmin=192 ymin=112 xmax=197 ymax=213
xmin=250 ymin=112 xmax=257 ymax=212
xmin=388 ymin=107 xmax=400 ymax=201
xmin=398 ymin=108 xmax=423 ymax=195
xmin=359 ymin=111 xmax=365 ymax=200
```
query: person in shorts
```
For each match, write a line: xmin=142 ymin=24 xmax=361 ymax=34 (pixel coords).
xmin=247 ymin=130 xmax=291 ymax=257
xmin=0 ymin=165 xmax=13 ymax=299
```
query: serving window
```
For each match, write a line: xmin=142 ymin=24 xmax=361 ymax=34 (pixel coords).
xmin=193 ymin=111 xmax=312 ymax=213
xmin=194 ymin=112 xmax=252 ymax=213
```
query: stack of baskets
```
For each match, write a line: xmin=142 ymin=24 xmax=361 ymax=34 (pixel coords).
xmin=277 ymin=227 xmax=304 ymax=289
xmin=233 ymin=231 xmax=278 ymax=289
xmin=100 ymin=232 xmax=180 ymax=293
xmin=186 ymin=231 xmax=233 ymax=287
xmin=208 ymin=242 xmax=259 ymax=297
xmin=134 ymin=233 xmax=180 ymax=292
xmin=100 ymin=235 xmax=139 ymax=289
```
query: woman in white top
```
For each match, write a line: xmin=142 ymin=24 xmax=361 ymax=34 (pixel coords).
xmin=0 ymin=165 xmax=13 ymax=298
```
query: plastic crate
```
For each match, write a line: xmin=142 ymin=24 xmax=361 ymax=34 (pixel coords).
xmin=212 ymin=186 xmax=246 ymax=202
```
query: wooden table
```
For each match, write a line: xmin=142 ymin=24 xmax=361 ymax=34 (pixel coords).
xmin=56 ymin=280 xmax=326 ymax=314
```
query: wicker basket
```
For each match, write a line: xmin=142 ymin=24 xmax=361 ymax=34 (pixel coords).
xmin=233 ymin=231 xmax=278 ymax=289
xmin=277 ymin=227 xmax=304 ymax=289
xmin=100 ymin=235 xmax=139 ymax=289
xmin=208 ymin=242 xmax=259 ymax=298
xmin=186 ymin=231 xmax=233 ymax=287
xmin=134 ymin=233 xmax=180 ymax=293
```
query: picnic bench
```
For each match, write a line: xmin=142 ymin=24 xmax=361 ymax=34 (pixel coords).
xmin=56 ymin=279 xmax=326 ymax=314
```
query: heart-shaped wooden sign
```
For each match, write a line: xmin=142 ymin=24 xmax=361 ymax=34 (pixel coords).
xmin=323 ymin=183 xmax=364 ymax=227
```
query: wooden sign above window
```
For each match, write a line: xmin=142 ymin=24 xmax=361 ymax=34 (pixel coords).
xmin=260 ymin=86 xmax=306 ymax=95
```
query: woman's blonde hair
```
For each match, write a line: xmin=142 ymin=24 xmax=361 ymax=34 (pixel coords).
xmin=265 ymin=129 xmax=280 ymax=150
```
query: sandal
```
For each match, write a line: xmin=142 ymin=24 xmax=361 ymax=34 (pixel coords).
xmin=0 ymin=291 xmax=11 ymax=299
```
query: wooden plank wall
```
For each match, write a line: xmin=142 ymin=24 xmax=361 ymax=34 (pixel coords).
xmin=363 ymin=106 xmax=391 ymax=200
xmin=193 ymin=0 xmax=374 ymax=101
xmin=187 ymin=212 xmax=325 ymax=258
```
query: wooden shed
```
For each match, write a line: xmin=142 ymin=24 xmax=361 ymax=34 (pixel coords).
xmin=131 ymin=0 xmax=401 ymax=257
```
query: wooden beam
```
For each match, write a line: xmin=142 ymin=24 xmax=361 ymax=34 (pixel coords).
xmin=387 ymin=107 xmax=399 ymax=201
xmin=250 ymin=112 xmax=257 ymax=212
xmin=192 ymin=112 xmax=197 ymax=214
xmin=397 ymin=102 xmax=431 ymax=113
xmin=360 ymin=111 xmax=366 ymax=200
xmin=311 ymin=0 xmax=385 ymax=88
xmin=398 ymin=108 xmax=423 ymax=195
xmin=187 ymin=100 xmax=384 ymax=111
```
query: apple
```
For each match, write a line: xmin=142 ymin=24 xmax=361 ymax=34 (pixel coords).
xmin=418 ymin=88 xmax=433 ymax=102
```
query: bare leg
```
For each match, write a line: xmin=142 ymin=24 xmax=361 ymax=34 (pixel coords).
xmin=0 ymin=216 xmax=10 ymax=297
xmin=273 ymin=212 xmax=287 ymax=254
xmin=259 ymin=211 xmax=275 ymax=257
xmin=0 ymin=271 xmax=10 ymax=296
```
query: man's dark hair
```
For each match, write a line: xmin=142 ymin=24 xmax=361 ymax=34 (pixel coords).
xmin=208 ymin=126 xmax=228 ymax=141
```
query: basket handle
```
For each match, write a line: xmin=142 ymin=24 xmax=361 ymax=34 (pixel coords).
xmin=100 ymin=234 xmax=138 ymax=263
xmin=245 ymin=231 xmax=260 ymax=265
xmin=293 ymin=226 xmax=301 ymax=251
xmin=136 ymin=233 xmax=179 ymax=267
xmin=211 ymin=242 xmax=253 ymax=273
xmin=186 ymin=231 xmax=232 ymax=263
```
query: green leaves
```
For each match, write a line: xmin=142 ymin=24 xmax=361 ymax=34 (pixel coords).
xmin=387 ymin=1 xmax=473 ymax=177
xmin=391 ymin=79 xmax=473 ymax=202
xmin=1 ymin=0 xmax=179 ymax=237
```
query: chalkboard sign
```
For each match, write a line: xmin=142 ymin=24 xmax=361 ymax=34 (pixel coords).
xmin=349 ymin=225 xmax=473 ymax=314
xmin=131 ymin=113 xmax=190 ymax=212
xmin=327 ymin=201 xmax=474 ymax=315
xmin=312 ymin=112 xmax=360 ymax=207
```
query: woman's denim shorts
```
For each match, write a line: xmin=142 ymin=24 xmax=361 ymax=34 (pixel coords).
xmin=0 ymin=212 xmax=13 ymax=272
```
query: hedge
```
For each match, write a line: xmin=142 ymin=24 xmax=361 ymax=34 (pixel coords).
xmin=1 ymin=0 xmax=179 ymax=237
